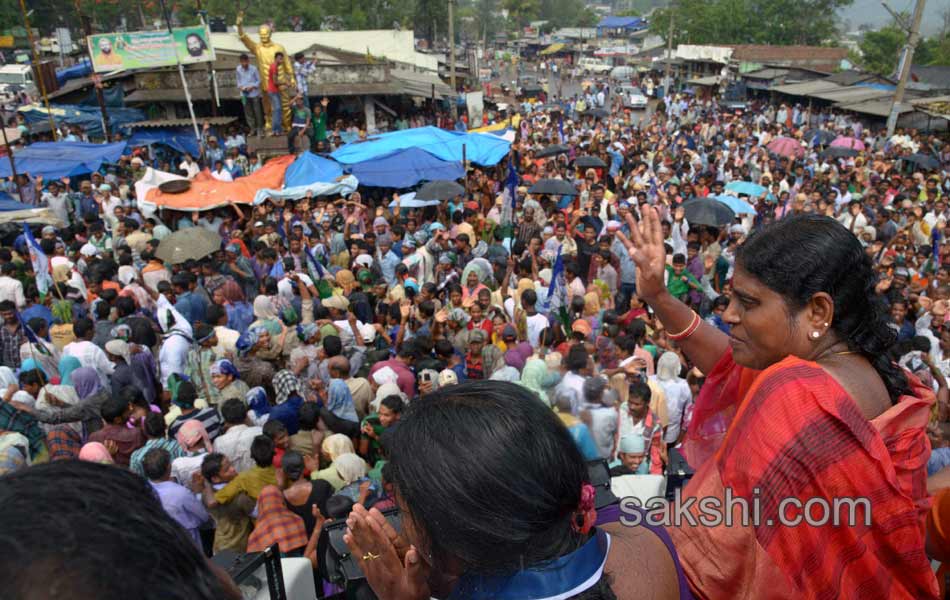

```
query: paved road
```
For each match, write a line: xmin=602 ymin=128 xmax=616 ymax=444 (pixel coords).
xmin=487 ymin=62 xmax=654 ymax=124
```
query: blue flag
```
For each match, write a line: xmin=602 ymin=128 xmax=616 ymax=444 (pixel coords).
xmin=558 ymin=116 xmax=565 ymax=144
xmin=22 ymin=225 xmax=51 ymax=296
xmin=933 ymin=227 xmax=941 ymax=274
xmin=18 ymin=313 xmax=50 ymax=356
xmin=303 ymin=244 xmax=327 ymax=278
xmin=269 ymin=260 xmax=285 ymax=279
xmin=546 ymin=245 xmax=570 ymax=329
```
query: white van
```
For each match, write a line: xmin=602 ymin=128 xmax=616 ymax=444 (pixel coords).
xmin=0 ymin=64 xmax=36 ymax=97
xmin=578 ymin=57 xmax=611 ymax=74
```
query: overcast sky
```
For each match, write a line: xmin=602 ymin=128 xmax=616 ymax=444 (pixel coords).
xmin=840 ymin=0 xmax=947 ymax=36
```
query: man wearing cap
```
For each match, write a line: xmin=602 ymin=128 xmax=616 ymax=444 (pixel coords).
xmin=322 ymin=295 xmax=365 ymax=352
xmin=375 ymin=235 xmax=400 ymax=288
xmin=610 ymin=435 xmax=650 ymax=476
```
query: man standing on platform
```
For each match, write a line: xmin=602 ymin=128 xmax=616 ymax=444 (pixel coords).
xmin=236 ymin=54 xmax=263 ymax=138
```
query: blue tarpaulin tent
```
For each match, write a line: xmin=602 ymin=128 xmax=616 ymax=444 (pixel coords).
xmin=331 ymin=126 xmax=510 ymax=166
xmin=284 ymin=152 xmax=344 ymax=187
xmin=596 ymin=16 xmax=646 ymax=36
xmin=19 ymin=104 xmax=144 ymax=138
xmin=128 ymin=128 xmax=201 ymax=158
xmin=346 ymin=147 xmax=464 ymax=188
xmin=55 ymin=60 xmax=93 ymax=87
xmin=0 ymin=141 xmax=128 ymax=179
xmin=0 ymin=192 xmax=33 ymax=211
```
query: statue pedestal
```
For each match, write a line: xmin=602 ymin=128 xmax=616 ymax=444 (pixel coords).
xmin=247 ymin=133 xmax=292 ymax=159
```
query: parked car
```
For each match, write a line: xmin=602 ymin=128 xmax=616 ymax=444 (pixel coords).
xmin=609 ymin=65 xmax=636 ymax=81
xmin=578 ymin=57 xmax=611 ymax=74
xmin=619 ymin=85 xmax=648 ymax=109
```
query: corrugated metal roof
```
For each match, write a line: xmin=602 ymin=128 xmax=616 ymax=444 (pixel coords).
xmin=835 ymin=98 xmax=914 ymax=117
xmin=910 ymin=95 xmax=950 ymax=119
xmin=688 ymin=75 xmax=720 ymax=86
xmin=742 ymin=68 xmax=789 ymax=80
xmin=810 ymin=87 xmax=891 ymax=103
xmin=125 ymin=68 xmax=451 ymax=103
xmin=772 ymin=80 xmax=842 ymax=96
xmin=128 ymin=116 xmax=237 ymax=129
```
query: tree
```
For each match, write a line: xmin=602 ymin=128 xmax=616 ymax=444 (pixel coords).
xmin=649 ymin=0 xmax=853 ymax=46
xmin=503 ymin=0 xmax=540 ymax=28
xmin=857 ymin=25 xmax=904 ymax=75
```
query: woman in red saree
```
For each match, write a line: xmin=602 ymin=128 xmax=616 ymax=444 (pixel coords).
xmin=616 ymin=210 xmax=939 ymax=599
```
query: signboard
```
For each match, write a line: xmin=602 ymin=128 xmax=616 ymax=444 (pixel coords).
xmin=466 ymin=91 xmax=484 ymax=129
xmin=87 ymin=26 xmax=214 ymax=73
xmin=0 ymin=36 xmax=13 ymax=49
xmin=55 ymin=28 xmax=72 ymax=54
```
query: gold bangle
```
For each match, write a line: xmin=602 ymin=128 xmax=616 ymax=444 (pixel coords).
xmin=667 ymin=311 xmax=700 ymax=341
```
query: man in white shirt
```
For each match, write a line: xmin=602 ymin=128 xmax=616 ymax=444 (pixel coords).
xmin=213 ymin=399 xmax=264 ymax=473
xmin=178 ymin=154 xmax=201 ymax=179
xmin=41 ymin=179 xmax=73 ymax=226
xmin=63 ymin=317 xmax=115 ymax=386
xmin=0 ymin=263 xmax=25 ymax=308
xmin=210 ymin=162 xmax=233 ymax=182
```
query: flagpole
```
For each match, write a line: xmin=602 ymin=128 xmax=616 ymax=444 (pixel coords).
xmin=0 ymin=124 xmax=24 ymax=200
xmin=18 ymin=0 xmax=58 ymax=138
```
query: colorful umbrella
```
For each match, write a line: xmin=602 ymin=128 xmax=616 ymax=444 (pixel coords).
xmin=724 ymin=181 xmax=767 ymax=197
xmin=155 ymin=227 xmax=222 ymax=264
xmin=766 ymin=137 xmax=804 ymax=159
xmin=830 ymin=136 xmax=865 ymax=151
xmin=804 ymin=129 xmax=836 ymax=147
xmin=711 ymin=194 xmax=756 ymax=215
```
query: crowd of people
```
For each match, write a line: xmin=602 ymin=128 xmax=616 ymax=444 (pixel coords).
xmin=1 ymin=65 xmax=950 ymax=599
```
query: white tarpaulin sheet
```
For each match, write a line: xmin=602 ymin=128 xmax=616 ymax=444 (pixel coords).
xmin=136 ymin=167 xmax=187 ymax=219
xmin=253 ymin=175 xmax=359 ymax=205
xmin=676 ymin=45 xmax=733 ymax=64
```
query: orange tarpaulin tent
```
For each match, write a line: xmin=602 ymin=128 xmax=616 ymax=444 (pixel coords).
xmin=145 ymin=154 xmax=295 ymax=211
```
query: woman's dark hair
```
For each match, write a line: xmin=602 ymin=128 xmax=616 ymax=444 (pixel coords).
xmin=381 ymin=394 xmax=404 ymax=414
xmin=737 ymin=214 xmax=910 ymax=403
xmin=175 ymin=381 xmax=197 ymax=409
xmin=0 ymin=461 xmax=238 ymax=599
xmin=281 ymin=450 xmax=305 ymax=480
xmin=144 ymin=412 xmax=167 ymax=438
xmin=385 ymin=381 xmax=591 ymax=578
xmin=262 ymin=419 xmax=288 ymax=439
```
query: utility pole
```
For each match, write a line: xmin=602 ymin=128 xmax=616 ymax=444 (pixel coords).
xmin=0 ymin=125 xmax=24 ymax=200
xmin=194 ymin=0 xmax=219 ymax=116
xmin=663 ymin=2 xmax=674 ymax=101
xmin=158 ymin=0 xmax=201 ymax=144
xmin=448 ymin=0 xmax=458 ymax=120
xmin=18 ymin=0 xmax=58 ymax=138
xmin=885 ymin=0 xmax=926 ymax=137
xmin=75 ymin=0 xmax=112 ymax=139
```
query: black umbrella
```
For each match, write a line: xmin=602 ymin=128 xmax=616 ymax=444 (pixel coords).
xmin=820 ymin=146 xmax=859 ymax=159
xmin=584 ymin=108 xmax=610 ymax=118
xmin=536 ymin=144 xmax=570 ymax=158
xmin=528 ymin=178 xmax=579 ymax=196
xmin=902 ymin=153 xmax=940 ymax=170
xmin=804 ymin=129 xmax=836 ymax=147
xmin=539 ymin=103 xmax=563 ymax=112
xmin=574 ymin=155 xmax=607 ymax=168
xmin=681 ymin=197 xmax=735 ymax=227
xmin=415 ymin=180 xmax=465 ymax=201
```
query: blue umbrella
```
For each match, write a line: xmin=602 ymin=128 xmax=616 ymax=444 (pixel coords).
xmin=712 ymin=194 xmax=756 ymax=215
xmin=804 ymin=129 xmax=836 ymax=147
xmin=724 ymin=181 xmax=766 ymax=197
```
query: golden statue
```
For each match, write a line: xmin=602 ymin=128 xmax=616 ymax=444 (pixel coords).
xmin=236 ymin=12 xmax=296 ymax=134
